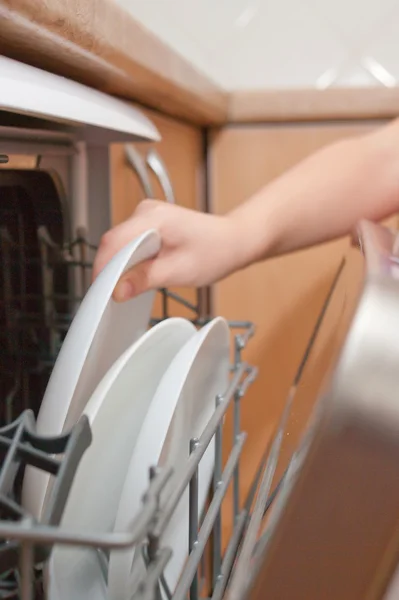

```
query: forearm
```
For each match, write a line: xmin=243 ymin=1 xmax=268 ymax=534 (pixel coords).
xmin=228 ymin=119 xmax=399 ymax=269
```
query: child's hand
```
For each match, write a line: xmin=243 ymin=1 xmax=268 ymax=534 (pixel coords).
xmin=92 ymin=200 xmax=239 ymax=301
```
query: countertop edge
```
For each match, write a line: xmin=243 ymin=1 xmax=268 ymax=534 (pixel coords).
xmin=0 ymin=0 xmax=228 ymax=126
xmin=227 ymin=88 xmax=399 ymax=123
xmin=1 ymin=1 xmax=399 ymax=126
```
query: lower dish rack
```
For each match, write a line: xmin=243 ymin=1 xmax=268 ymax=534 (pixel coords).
xmin=0 ymin=247 xmax=263 ymax=600
xmin=4 ymin=220 xmax=399 ymax=600
xmin=0 ymin=222 xmax=345 ymax=600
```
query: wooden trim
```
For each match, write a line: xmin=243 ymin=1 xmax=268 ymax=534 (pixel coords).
xmin=0 ymin=0 xmax=228 ymax=126
xmin=228 ymin=88 xmax=399 ymax=123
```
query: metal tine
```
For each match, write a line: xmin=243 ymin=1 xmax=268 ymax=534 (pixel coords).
xmin=0 ymin=414 xmax=26 ymax=496
xmin=172 ymin=433 xmax=246 ymax=600
xmin=0 ymin=407 xmax=29 ymax=438
xmin=188 ymin=438 xmax=199 ymax=600
xmin=36 ymin=225 xmax=62 ymax=256
xmin=15 ymin=212 xmax=29 ymax=412
xmin=141 ymin=543 xmax=170 ymax=600
xmin=0 ymin=226 xmax=17 ymax=356
xmin=227 ymin=387 xmax=295 ymax=600
xmin=134 ymin=444 xmax=247 ymax=600
xmin=0 ymin=225 xmax=16 ymax=247
xmin=152 ymin=363 xmax=246 ymax=539
xmin=75 ymin=226 xmax=91 ymax=295
xmin=131 ymin=547 xmax=172 ymax=600
xmin=213 ymin=395 xmax=223 ymax=588
xmin=38 ymin=225 xmax=88 ymax=272
xmin=235 ymin=324 xmax=256 ymax=354
xmin=150 ymin=291 xmax=199 ymax=324
xmin=211 ymin=511 xmax=247 ymax=600
xmin=5 ymin=378 xmax=20 ymax=426
xmin=68 ymin=227 xmax=86 ymax=316
xmin=231 ymin=315 xmax=256 ymax=544
xmin=96 ymin=547 xmax=109 ymax=584
xmin=227 ymin=257 xmax=346 ymax=600
xmin=152 ymin=289 xmax=257 ymax=332
xmin=238 ymin=365 xmax=258 ymax=399
xmin=37 ymin=225 xmax=60 ymax=358
xmin=233 ymin=388 xmax=241 ymax=527
xmin=232 ymin=361 xmax=258 ymax=529
xmin=19 ymin=534 xmax=34 ymax=600
xmin=212 ymin=441 xmax=276 ymax=600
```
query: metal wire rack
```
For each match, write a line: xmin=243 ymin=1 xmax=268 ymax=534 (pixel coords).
xmin=1 ymin=222 xmax=96 ymax=424
xmin=0 ymin=142 xmax=325 ymax=600
xmin=0 ymin=221 xmax=348 ymax=600
xmin=0 ymin=220 xmax=265 ymax=600
xmin=0 ymin=141 xmax=349 ymax=600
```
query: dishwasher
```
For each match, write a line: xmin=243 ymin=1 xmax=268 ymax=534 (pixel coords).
xmin=1 ymin=55 xmax=399 ymax=600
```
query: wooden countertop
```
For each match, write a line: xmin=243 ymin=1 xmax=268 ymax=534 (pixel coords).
xmin=0 ymin=0 xmax=228 ymax=125
xmin=229 ymin=88 xmax=399 ymax=123
xmin=1 ymin=0 xmax=399 ymax=126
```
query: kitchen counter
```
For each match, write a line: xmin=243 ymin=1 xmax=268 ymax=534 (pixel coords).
xmin=229 ymin=88 xmax=399 ymax=123
xmin=0 ymin=0 xmax=227 ymax=125
xmin=1 ymin=0 xmax=399 ymax=125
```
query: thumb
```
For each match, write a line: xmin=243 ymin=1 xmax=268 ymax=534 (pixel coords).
xmin=112 ymin=258 xmax=164 ymax=302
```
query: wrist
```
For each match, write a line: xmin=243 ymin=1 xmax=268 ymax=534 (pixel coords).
xmin=210 ymin=214 xmax=243 ymax=279
xmin=225 ymin=197 xmax=275 ymax=271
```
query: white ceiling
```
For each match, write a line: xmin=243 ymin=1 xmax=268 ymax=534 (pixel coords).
xmin=116 ymin=0 xmax=399 ymax=90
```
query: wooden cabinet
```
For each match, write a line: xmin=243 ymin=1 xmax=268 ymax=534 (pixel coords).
xmin=208 ymin=121 xmax=398 ymax=546
xmin=110 ymin=107 xmax=205 ymax=319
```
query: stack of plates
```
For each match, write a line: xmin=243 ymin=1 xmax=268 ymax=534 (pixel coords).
xmin=21 ymin=231 xmax=230 ymax=600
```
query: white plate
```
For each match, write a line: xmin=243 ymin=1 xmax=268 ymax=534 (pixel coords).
xmin=108 ymin=317 xmax=230 ymax=600
xmin=22 ymin=229 xmax=161 ymax=521
xmin=47 ymin=317 xmax=197 ymax=600
xmin=47 ymin=549 xmax=106 ymax=600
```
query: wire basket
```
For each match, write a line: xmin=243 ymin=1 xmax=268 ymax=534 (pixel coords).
xmin=0 ymin=223 xmax=263 ymax=600
xmin=1 ymin=225 xmax=97 ymax=424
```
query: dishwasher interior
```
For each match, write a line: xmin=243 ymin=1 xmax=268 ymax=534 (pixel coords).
xmin=2 ymin=56 xmax=399 ymax=600
xmin=0 ymin=54 xmax=160 ymax=426
xmin=0 ymin=56 xmax=258 ymax=600
xmin=0 ymin=165 xmax=89 ymax=423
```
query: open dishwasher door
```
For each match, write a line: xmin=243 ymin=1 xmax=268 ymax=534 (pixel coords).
xmin=231 ymin=220 xmax=399 ymax=600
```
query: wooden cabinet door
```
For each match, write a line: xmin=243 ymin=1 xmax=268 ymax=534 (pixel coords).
xmin=111 ymin=108 xmax=205 ymax=319
xmin=208 ymin=121 xmax=397 ymax=547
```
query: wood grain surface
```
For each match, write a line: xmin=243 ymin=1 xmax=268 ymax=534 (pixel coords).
xmin=0 ymin=0 xmax=227 ymax=125
xmin=2 ymin=0 xmax=399 ymax=126
xmin=229 ymin=87 xmax=399 ymax=123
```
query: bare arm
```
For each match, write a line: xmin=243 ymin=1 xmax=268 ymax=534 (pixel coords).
xmin=229 ymin=119 xmax=399 ymax=270
xmin=94 ymin=118 xmax=399 ymax=300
